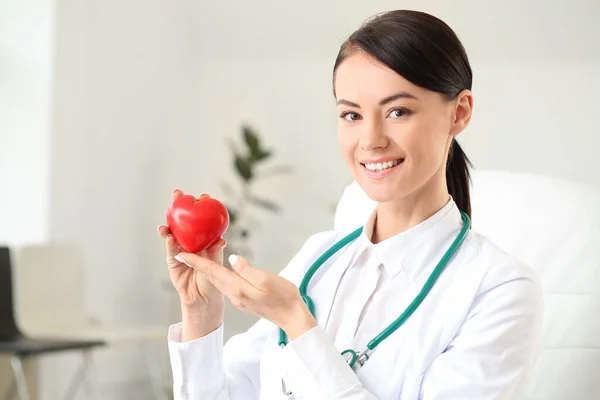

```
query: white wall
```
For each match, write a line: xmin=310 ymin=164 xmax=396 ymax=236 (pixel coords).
xmin=50 ymin=0 xmax=600 ymax=328
xmin=0 ymin=0 xmax=54 ymax=398
xmin=2 ymin=0 xmax=599 ymax=398
xmin=0 ymin=1 xmax=54 ymax=244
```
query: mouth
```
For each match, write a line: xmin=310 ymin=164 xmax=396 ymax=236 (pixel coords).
xmin=361 ymin=159 xmax=403 ymax=171
xmin=359 ymin=158 xmax=404 ymax=179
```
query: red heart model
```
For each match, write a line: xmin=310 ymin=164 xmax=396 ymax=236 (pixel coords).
xmin=166 ymin=194 xmax=230 ymax=253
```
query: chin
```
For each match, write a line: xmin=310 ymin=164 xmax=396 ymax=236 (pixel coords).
xmin=356 ymin=179 xmax=401 ymax=203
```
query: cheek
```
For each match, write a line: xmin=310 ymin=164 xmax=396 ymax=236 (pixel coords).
xmin=337 ymin=128 xmax=356 ymax=163
xmin=403 ymin=118 xmax=449 ymax=169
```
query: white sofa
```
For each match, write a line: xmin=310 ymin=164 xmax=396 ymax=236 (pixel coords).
xmin=333 ymin=170 xmax=600 ymax=400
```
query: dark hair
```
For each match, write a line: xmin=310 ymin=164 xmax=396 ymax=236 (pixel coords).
xmin=333 ymin=10 xmax=474 ymax=218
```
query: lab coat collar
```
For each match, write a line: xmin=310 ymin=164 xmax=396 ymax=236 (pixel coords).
xmin=357 ymin=196 xmax=463 ymax=280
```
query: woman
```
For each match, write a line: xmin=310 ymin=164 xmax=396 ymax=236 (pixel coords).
xmin=157 ymin=10 xmax=543 ymax=400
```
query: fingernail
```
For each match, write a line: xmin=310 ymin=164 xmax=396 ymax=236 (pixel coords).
xmin=174 ymin=255 xmax=191 ymax=267
xmin=172 ymin=188 xmax=179 ymax=194
xmin=228 ymin=254 xmax=238 ymax=267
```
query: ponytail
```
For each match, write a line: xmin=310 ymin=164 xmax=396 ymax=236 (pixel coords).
xmin=446 ymin=139 xmax=473 ymax=219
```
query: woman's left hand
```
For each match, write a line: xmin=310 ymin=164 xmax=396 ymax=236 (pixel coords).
xmin=174 ymin=252 xmax=318 ymax=340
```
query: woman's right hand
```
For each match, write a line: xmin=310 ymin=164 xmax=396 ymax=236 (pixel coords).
xmin=158 ymin=190 xmax=227 ymax=337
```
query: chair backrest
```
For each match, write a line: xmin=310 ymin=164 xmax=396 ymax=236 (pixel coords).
xmin=0 ymin=247 xmax=22 ymax=339
xmin=12 ymin=243 xmax=89 ymax=334
xmin=334 ymin=170 xmax=600 ymax=400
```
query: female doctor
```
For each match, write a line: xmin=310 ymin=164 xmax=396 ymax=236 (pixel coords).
xmin=157 ymin=10 xmax=543 ymax=400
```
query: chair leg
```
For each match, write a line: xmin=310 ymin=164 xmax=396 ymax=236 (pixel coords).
xmin=2 ymin=378 xmax=17 ymax=400
xmin=62 ymin=349 xmax=92 ymax=400
xmin=81 ymin=350 xmax=101 ymax=400
xmin=10 ymin=356 xmax=30 ymax=400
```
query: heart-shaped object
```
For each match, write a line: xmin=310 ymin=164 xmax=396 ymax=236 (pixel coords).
xmin=166 ymin=194 xmax=230 ymax=253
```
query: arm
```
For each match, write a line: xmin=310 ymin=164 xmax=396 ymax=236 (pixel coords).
xmin=166 ymin=231 xmax=337 ymax=400
xmin=168 ymin=317 xmax=273 ymax=400
xmin=419 ymin=261 xmax=544 ymax=399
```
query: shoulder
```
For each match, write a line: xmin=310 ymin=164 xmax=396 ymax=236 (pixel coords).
xmin=459 ymin=229 xmax=544 ymax=314
xmin=464 ymin=230 xmax=540 ymax=284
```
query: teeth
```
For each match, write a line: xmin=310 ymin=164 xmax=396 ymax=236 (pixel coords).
xmin=364 ymin=159 xmax=401 ymax=171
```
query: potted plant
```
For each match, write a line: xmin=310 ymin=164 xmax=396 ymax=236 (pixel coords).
xmin=219 ymin=125 xmax=291 ymax=260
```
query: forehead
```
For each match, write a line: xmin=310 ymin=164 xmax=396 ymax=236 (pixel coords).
xmin=334 ymin=52 xmax=426 ymax=101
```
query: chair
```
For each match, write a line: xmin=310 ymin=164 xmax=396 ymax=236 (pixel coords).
xmin=333 ymin=170 xmax=600 ymax=399
xmin=12 ymin=244 xmax=170 ymax=400
xmin=0 ymin=246 xmax=106 ymax=400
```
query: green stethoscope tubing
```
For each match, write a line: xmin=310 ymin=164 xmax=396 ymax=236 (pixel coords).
xmin=278 ymin=210 xmax=471 ymax=370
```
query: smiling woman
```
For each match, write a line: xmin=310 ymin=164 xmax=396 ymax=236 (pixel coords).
xmin=159 ymin=9 xmax=542 ymax=400
xmin=333 ymin=11 xmax=474 ymax=229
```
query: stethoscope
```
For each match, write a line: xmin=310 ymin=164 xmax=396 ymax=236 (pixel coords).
xmin=278 ymin=211 xmax=471 ymax=396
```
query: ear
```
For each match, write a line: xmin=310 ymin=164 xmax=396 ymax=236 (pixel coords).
xmin=449 ymin=89 xmax=473 ymax=137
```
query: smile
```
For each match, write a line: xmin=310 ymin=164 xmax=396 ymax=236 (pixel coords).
xmin=362 ymin=159 xmax=402 ymax=171
xmin=359 ymin=158 xmax=404 ymax=179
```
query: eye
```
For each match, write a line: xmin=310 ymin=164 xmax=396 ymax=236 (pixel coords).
xmin=340 ymin=111 xmax=362 ymax=121
xmin=389 ymin=108 xmax=409 ymax=118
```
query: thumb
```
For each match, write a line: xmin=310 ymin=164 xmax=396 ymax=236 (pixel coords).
xmin=228 ymin=254 xmax=267 ymax=288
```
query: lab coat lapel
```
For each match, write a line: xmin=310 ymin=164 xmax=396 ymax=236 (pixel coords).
xmin=307 ymin=242 xmax=361 ymax=330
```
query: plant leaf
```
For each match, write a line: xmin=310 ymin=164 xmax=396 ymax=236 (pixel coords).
xmin=242 ymin=125 xmax=261 ymax=155
xmin=249 ymin=195 xmax=280 ymax=212
xmin=253 ymin=149 xmax=272 ymax=161
xmin=234 ymin=155 xmax=253 ymax=181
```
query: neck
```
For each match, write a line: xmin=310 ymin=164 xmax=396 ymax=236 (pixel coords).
xmin=372 ymin=175 xmax=451 ymax=244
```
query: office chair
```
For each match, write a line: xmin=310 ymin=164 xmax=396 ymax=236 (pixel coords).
xmin=14 ymin=243 xmax=170 ymax=400
xmin=0 ymin=246 xmax=106 ymax=400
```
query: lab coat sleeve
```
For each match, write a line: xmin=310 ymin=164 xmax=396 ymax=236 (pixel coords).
xmin=278 ymin=325 xmax=378 ymax=399
xmin=419 ymin=258 xmax=544 ymax=399
xmin=168 ymin=318 xmax=274 ymax=400
xmin=167 ymin=231 xmax=340 ymax=400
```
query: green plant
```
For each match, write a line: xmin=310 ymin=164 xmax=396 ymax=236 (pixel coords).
xmin=219 ymin=125 xmax=291 ymax=259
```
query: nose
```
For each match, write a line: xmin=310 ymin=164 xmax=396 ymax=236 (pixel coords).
xmin=359 ymin=120 xmax=388 ymax=150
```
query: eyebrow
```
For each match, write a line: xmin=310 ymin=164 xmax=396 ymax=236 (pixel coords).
xmin=336 ymin=92 xmax=420 ymax=108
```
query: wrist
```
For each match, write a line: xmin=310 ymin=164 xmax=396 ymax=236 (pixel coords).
xmin=181 ymin=304 xmax=223 ymax=342
xmin=281 ymin=300 xmax=318 ymax=341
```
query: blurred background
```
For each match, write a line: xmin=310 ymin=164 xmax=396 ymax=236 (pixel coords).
xmin=1 ymin=0 xmax=599 ymax=398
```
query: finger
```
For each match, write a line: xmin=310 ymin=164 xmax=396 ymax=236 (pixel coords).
xmin=175 ymin=252 xmax=252 ymax=294
xmin=165 ymin=234 xmax=182 ymax=261
xmin=172 ymin=188 xmax=183 ymax=201
xmin=228 ymin=255 xmax=268 ymax=289
xmin=206 ymin=238 xmax=226 ymax=254
xmin=198 ymin=193 xmax=210 ymax=200
xmin=157 ymin=225 xmax=170 ymax=239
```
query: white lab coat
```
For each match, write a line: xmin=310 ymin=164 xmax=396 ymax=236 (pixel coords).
xmin=167 ymin=200 xmax=543 ymax=399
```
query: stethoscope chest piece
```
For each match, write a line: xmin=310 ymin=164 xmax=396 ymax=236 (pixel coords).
xmin=341 ymin=348 xmax=370 ymax=373
xmin=342 ymin=349 xmax=357 ymax=368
